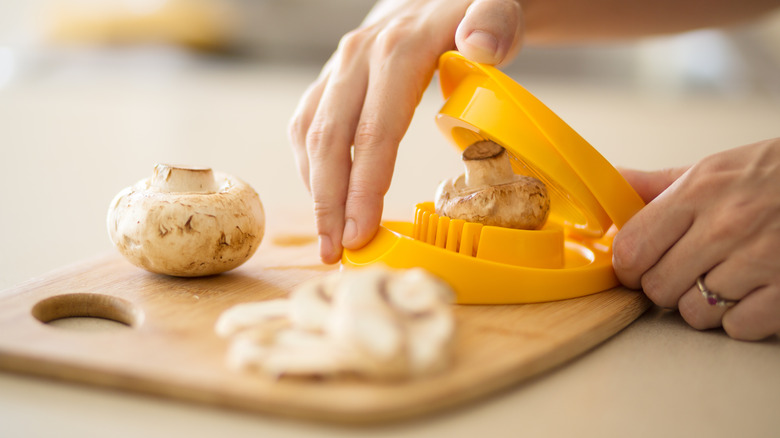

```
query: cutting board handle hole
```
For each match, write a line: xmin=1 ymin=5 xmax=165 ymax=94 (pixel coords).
xmin=31 ymin=293 xmax=143 ymax=331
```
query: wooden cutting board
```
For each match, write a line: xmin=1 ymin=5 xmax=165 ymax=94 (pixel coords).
xmin=0 ymin=230 xmax=650 ymax=424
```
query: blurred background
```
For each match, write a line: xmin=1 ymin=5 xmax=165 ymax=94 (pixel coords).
xmin=1 ymin=0 xmax=779 ymax=288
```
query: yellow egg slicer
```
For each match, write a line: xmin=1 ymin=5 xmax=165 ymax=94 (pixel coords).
xmin=342 ymin=51 xmax=645 ymax=304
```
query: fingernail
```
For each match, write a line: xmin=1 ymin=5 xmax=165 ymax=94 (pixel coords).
xmin=465 ymin=30 xmax=499 ymax=59
xmin=318 ymin=234 xmax=334 ymax=261
xmin=342 ymin=218 xmax=357 ymax=246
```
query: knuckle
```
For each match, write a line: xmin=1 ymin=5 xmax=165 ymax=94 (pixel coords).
xmin=612 ymin=230 xmax=647 ymax=290
xmin=312 ymin=200 xmax=341 ymax=222
xmin=679 ymin=162 xmax=723 ymax=201
xmin=660 ymin=167 xmax=683 ymax=189
xmin=375 ymin=17 xmax=416 ymax=55
xmin=347 ymin=185 xmax=385 ymax=204
xmin=354 ymin=119 xmax=387 ymax=149
xmin=679 ymin=173 xmax=711 ymax=203
xmin=640 ymin=272 xmax=676 ymax=308
xmin=499 ymin=0 xmax=523 ymax=15
xmin=705 ymin=209 xmax=742 ymax=243
xmin=692 ymin=153 xmax=725 ymax=175
xmin=723 ymin=289 xmax=780 ymax=341
xmin=722 ymin=320 xmax=762 ymax=341
xmin=305 ymin=121 xmax=333 ymax=156
xmin=338 ymin=28 xmax=370 ymax=56
xmin=612 ymin=231 xmax=639 ymax=273
xmin=721 ymin=305 xmax=759 ymax=340
xmin=678 ymin=298 xmax=713 ymax=330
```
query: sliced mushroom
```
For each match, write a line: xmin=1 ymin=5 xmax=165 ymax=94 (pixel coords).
xmin=386 ymin=269 xmax=455 ymax=374
xmin=435 ymin=141 xmax=550 ymax=229
xmin=325 ymin=268 xmax=407 ymax=378
xmin=214 ymin=267 xmax=456 ymax=380
xmin=215 ymin=299 xmax=289 ymax=338
xmin=262 ymin=328 xmax=350 ymax=377
xmin=385 ymin=268 xmax=454 ymax=315
xmin=288 ymin=275 xmax=337 ymax=332
xmin=226 ymin=336 xmax=271 ymax=372
xmin=107 ymin=164 xmax=265 ymax=277
xmin=407 ymin=309 xmax=455 ymax=374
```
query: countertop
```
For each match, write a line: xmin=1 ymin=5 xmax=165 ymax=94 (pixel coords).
xmin=1 ymin=47 xmax=779 ymax=437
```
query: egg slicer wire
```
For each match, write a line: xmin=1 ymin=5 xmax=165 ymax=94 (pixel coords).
xmin=342 ymin=51 xmax=645 ymax=304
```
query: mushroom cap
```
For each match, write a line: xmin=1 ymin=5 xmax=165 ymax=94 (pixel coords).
xmin=435 ymin=174 xmax=549 ymax=229
xmin=107 ymin=171 xmax=265 ymax=277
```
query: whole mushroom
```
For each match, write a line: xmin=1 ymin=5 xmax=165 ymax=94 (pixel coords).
xmin=107 ymin=164 xmax=265 ymax=277
xmin=435 ymin=141 xmax=550 ymax=229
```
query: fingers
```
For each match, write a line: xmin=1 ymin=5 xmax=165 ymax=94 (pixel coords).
xmin=723 ymin=285 xmax=780 ymax=341
xmin=618 ymin=166 xmax=689 ymax=204
xmin=305 ymin=45 xmax=372 ymax=263
xmin=643 ymin=211 xmax=777 ymax=312
xmin=303 ymin=3 xmax=470 ymax=259
xmin=613 ymin=169 xmax=695 ymax=290
xmin=635 ymin=192 xmax=766 ymax=307
xmin=677 ymin=283 xmax=727 ymax=331
xmin=704 ymin=229 xmax=780 ymax=340
xmin=678 ymin=282 xmax=780 ymax=341
xmin=702 ymin=239 xmax=776 ymax=302
xmin=289 ymin=73 xmax=329 ymax=192
xmin=289 ymin=0 xmax=528 ymax=263
xmin=612 ymin=166 xmax=690 ymax=287
xmin=620 ymin=144 xmax=780 ymax=300
xmin=342 ymin=21 xmax=446 ymax=250
xmin=636 ymin=219 xmax=726 ymax=308
xmin=456 ymin=0 xmax=524 ymax=65
xmin=613 ymin=138 xmax=780 ymax=341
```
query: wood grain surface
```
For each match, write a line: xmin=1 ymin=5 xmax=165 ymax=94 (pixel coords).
xmin=0 ymin=231 xmax=650 ymax=424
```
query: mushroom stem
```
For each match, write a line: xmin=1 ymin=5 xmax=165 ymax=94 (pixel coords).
xmin=151 ymin=164 xmax=219 ymax=193
xmin=462 ymin=141 xmax=516 ymax=188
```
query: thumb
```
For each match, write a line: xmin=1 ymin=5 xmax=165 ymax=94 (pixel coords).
xmin=619 ymin=166 xmax=690 ymax=204
xmin=455 ymin=0 xmax=524 ymax=66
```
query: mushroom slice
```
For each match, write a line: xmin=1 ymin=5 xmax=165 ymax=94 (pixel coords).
xmin=216 ymin=267 xmax=458 ymax=380
xmin=261 ymin=330 xmax=352 ymax=377
xmin=386 ymin=268 xmax=454 ymax=315
xmin=326 ymin=268 xmax=407 ymax=377
xmin=435 ymin=141 xmax=550 ymax=230
xmin=288 ymin=276 xmax=334 ymax=332
xmin=407 ymin=309 xmax=456 ymax=375
xmin=226 ymin=336 xmax=272 ymax=372
xmin=214 ymin=299 xmax=289 ymax=338
xmin=385 ymin=269 xmax=455 ymax=375
xmin=228 ymin=326 xmax=349 ymax=376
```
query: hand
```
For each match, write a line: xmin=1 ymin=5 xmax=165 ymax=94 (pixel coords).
xmin=613 ymin=138 xmax=780 ymax=340
xmin=288 ymin=0 xmax=524 ymax=263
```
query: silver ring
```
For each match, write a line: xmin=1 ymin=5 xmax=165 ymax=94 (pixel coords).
xmin=696 ymin=276 xmax=738 ymax=308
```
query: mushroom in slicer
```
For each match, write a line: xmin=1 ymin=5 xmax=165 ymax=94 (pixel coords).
xmin=435 ymin=140 xmax=550 ymax=229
